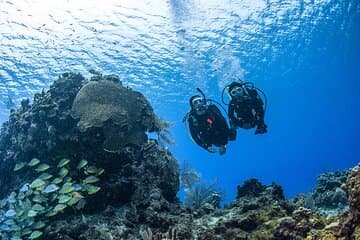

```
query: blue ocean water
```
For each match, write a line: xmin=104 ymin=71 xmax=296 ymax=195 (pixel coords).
xmin=0 ymin=0 xmax=359 ymax=202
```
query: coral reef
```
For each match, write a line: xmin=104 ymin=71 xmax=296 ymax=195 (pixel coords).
xmin=179 ymin=160 xmax=223 ymax=211
xmin=310 ymin=170 xmax=349 ymax=210
xmin=0 ymin=72 xmax=359 ymax=240
xmin=0 ymin=73 xmax=84 ymax=197
xmin=339 ymin=164 xmax=360 ymax=239
xmin=236 ymin=178 xmax=266 ymax=198
xmin=183 ymin=181 xmax=223 ymax=210
xmin=37 ymin=171 xmax=359 ymax=240
xmin=0 ymin=72 xmax=179 ymax=239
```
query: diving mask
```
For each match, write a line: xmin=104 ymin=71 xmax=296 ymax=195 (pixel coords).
xmin=191 ymin=97 xmax=207 ymax=113
xmin=230 ymin=86 xmax=245 ymax=98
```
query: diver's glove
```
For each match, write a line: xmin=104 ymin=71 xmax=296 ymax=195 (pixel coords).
xmin=219 ymin=145 xmax=227 ymax=155
xmin=255 ymin=124 xmax=267 ymax=134
xmin=206 ymin=146 xmax=216 ymax=153
xmin=228 ymin=127 xmax=237 ymax=141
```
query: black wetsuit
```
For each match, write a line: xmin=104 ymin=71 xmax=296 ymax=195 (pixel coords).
xmin=188 ymin=105 xmax=229 ymax=151
xmin=228 ymin=88 xmax=266 ymax=131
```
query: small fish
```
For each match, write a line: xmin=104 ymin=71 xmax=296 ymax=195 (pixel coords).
xmin=45 ymin=210 xmax=57 ymax=217
xmin=5 ymin=209 xmax=16 ymax=217
xmin=57 ymin=158 xmax=70 ymax=168
xmin=96 ymin=168 xmax=105 ymax=176
xmin=53 ymin=204 xmax=67 ymax=212
xmin=42 ymin=184 xmax=59 ymax=194
xmin=11 ymin=224 xmax=21 ymax=232
xmin=52 ymin=177 xmax=63 ymax=185
xmin=72 ymin=183 xmax=83 ymax=191
xmin=10 ymin=236 xmax=22 ymax=240
xmin=30 ymin=179 xmax=45 ymax=189
xmin=33 ymin=221 xmax=46 ymax=229
xmin=17 ymin=192 xmax=25 ymax=200
xmin=72 ymin=191 xmax=84 ymax=198
xmin=28 ymin=158 xmax=40 ymax=167
xmin=32 ymin=195 xmax=47 ymax=203
xmin=31 ymin=204 xmax=45 ymax=212
xmin=64 ymin=176 xmax=72 ymax=183
xmin=86 ymin=185 xmax=101 ymax=195
xmin=59 ymin=183 xmax=74 ymax=194
xmin=58 ymin=195 xmax=72 ymax=204
xmin=24 ymin=198 xmax=32 ymax=209
xmin=82 ymin=176 xmax=100 ymax=184
xmin=50 ymin=192 xmax=58 ymax=202
xmin=77 ymin=159 xmax=88 ymax=169
xmin=84 ymin=166 xmax=98 ymax=175
xmin=24 ymin=218 xmax=34 ymax=227
xmin=36 ymin=184 xmax=46 ymax=191
xmin=0 ymin=199 xmax=6 ymax=208
xmin=75 ymin=199 xmax=86 ymax=210
xmin=35 ymin=163 xmax=50 ymax=172
xmin=25 ymin=188 xmax=34 ymax=197
xmin=29 ymin=230 xmax=43 ymax=239
xmin=67 ymin=196 xmax=82 ymax=206
xmin=16 ymin=209 xmax=25 ymax=217
xmin=38 ymin=173 xmax=53 ymax=180
xmin=58 ymin=168 xmax=69 ymax=178
xmin=7 ymin=192 xmax=17 ymax=204
xmin=0 ymin=224 xmax=10 ymax=232
xmin=4 ymin=219 xmax=15 ymax=226
xmin=27 ymin=210 xmax=37 ymax=217
xmin=14 ymin=162 xmax=26 ymax=171
xmin=21 ymin=228 xmax=32 ymax=236
xmin=19 ymin=183 xmax=30 ymax=193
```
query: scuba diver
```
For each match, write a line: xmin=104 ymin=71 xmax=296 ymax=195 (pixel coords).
xmin=184 ymin=88 xmax=234 ymax=155
xmin=223 ymin=80 xmax=267 ymax=134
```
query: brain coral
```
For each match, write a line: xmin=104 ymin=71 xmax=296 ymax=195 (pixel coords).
xmin=71 ymin=80 xmax=158 ymax=150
